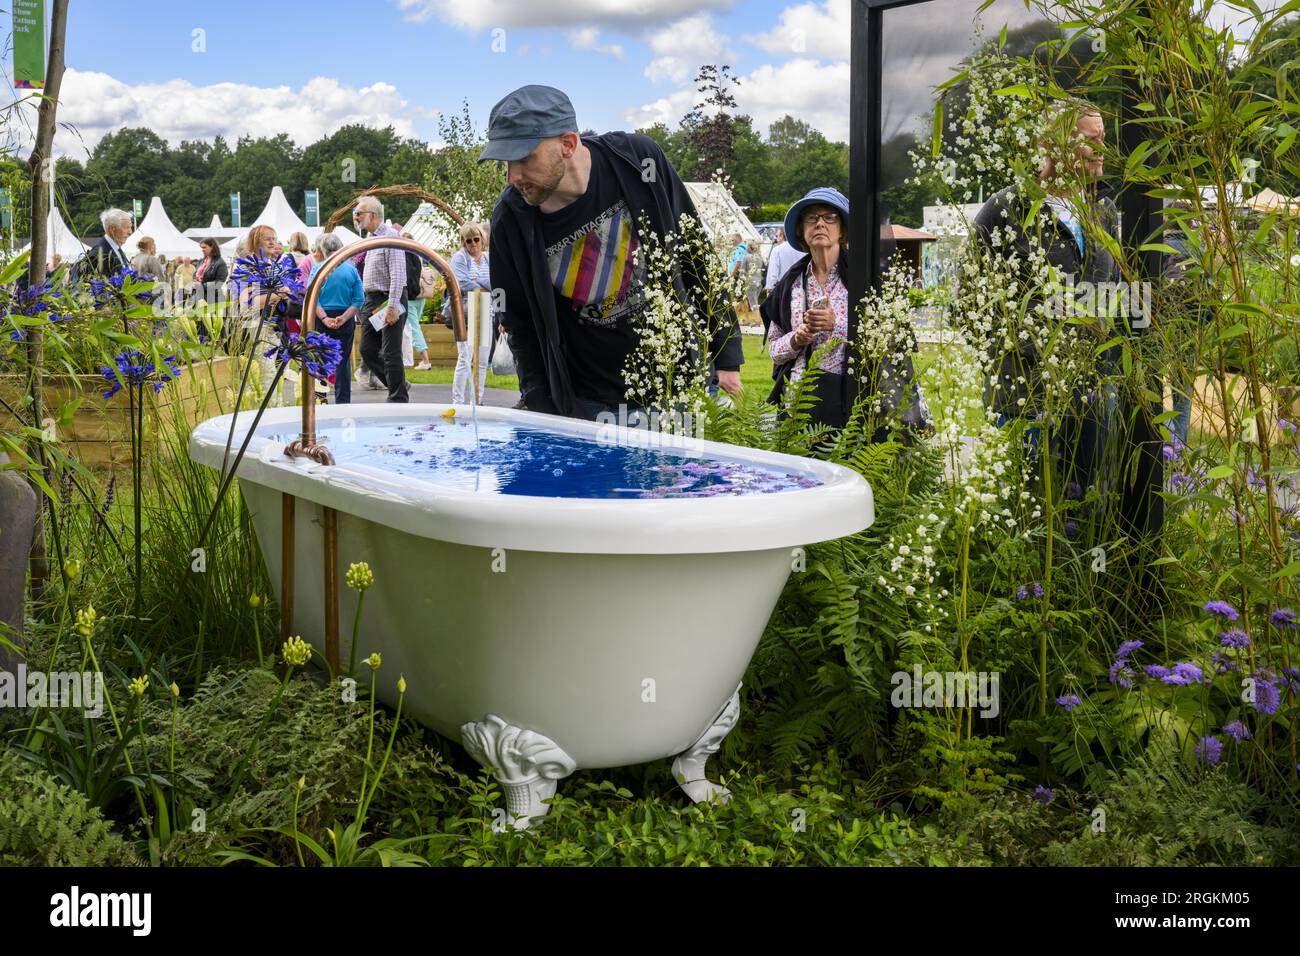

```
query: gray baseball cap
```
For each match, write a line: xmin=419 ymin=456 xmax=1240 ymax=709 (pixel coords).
xmin=478 ymin=85 xmax=578 ymax=163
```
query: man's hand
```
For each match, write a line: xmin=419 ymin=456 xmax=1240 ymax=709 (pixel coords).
xmin=716 ymin=369 xmax=742 ymax=396
xmin=383 ymin=306 xmax=400 ymax=326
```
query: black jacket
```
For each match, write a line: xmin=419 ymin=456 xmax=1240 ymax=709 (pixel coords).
xmin=196 ymin=255 xmax=228 ymax=304
xmin=70 ymin=236 xmax=129 ymax=285
xmin=760 ymin=246 xmax=929 ymax=434
xmin=969 ymin=183 xmax=1122 ymax=417
xmin=489 ymin=131 xmax=744 ymax=417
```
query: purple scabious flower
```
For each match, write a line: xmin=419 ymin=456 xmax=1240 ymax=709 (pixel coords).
xmin=1211 ymin=650 xmax=1238 ymax=674
xmin=1218 ymin=629 xmax=1251 ymax=649
xmin=263 ymin=331 xmax=343 ymax=382
xmin=1194 ymin=735 xmax=1223 ymax=767
xmin=1222 ymin=720 xmax=1251 ymax=742
xmin=1016 ymin=581 xmax=1044 ymax=601
xmin=1282 ymin=667 xmax=1300 ymax=696
xmin=1115 ymin=640 xmax=1144 ymax=661
xmin=1109 ymin=660 xmax=1134 ymax=689
xmin=1202 ymin=600 xmax=1239 ymax=621
xmin=1144 ymin=664 xmax=1170 ymax=680
xmin=1056 ymin=694 xmax=1082 ymax=712
xmin=1270 ymin=608 xmax=1297 ymax=629
xmin=1249 ymin=673 xmax=1281 ymax=716
xmin=1163 ymin=661 xmax=1204 ymax=686
xmin=1031 ymin=785 xmax=1054 ymax=805
xmin=1064 ymin=519 xmax=1079 ymax=539
xmin=100 ymin=349 xmax=181 ymax=399
xmin=1280 ymin=418 xmax=1297 ymax=436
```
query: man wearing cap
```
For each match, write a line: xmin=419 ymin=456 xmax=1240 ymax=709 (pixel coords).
xmin=479 ymin=85 xmax=744 ymax=420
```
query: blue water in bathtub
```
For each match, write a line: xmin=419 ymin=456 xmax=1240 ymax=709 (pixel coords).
xmin=263 ymin=416 xmax=822 ymax=499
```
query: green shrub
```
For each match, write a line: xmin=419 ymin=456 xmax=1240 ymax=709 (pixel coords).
xmin=0 ymin=750 xmax=139 ymax=866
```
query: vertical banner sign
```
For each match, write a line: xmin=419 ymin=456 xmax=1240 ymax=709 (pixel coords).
xmin=132 ymin=198 xmax=143 ymax=221
xmin=13 ymin=0 xmax=46 ymax=90
xmin=230 ymin=192 xmax=241 ymax=228
xmin=304 ymin=189 xmax=320 ymax=227
xmin=0 ymin=188 xmax=11 ymax=232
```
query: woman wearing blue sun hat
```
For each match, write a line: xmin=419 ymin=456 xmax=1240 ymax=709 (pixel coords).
xmin=760 ymin=187 xmax=930 ymax=439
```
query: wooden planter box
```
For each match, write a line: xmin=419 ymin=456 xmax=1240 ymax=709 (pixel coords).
xmin=1186 ymin=373 xmax=1300 ymax=444
xmin=1 ymin=356 xmax=237 ymax=471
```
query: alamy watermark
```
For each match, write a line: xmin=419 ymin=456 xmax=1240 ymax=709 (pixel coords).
xmin=594 ymin=403 xmax=706 ymax=449
xmin=0 ymin=665 xmax=104 ymax=717
xmin=1046 ymin=277 xmax=1151 ymax=329
xmin=890 ymin=665 xmax=1000 ymax=718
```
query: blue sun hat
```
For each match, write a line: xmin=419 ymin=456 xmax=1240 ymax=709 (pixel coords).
xmin=784 ymin=187 xmax=849 ymax=253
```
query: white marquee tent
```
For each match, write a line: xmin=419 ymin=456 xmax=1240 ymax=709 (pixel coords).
xmin=20 ymin=207 xmax=88 ymax=262
xmin=123 ymin=197 xmax=203 ymax=260
xmin=220 ymin=186 xmax=361 ymax=256
xmin=183 ymin=213 xmax=240 ymax=243
xmin=402 ymin=201 xmax=463 ymax=255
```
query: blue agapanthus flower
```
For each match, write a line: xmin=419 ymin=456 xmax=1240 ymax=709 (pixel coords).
xmin=100 ymin=349 xmax=181 ymax=399
xmin=232 ymin=252 xmax=305 ymax=303
xmin=87 ymin=266 xmax=155 ymax=307
xmin=4 ymin=278 xmax=68 ymax=341
xmin=1056 ymin=694 xmax=1082 ymax=712
xmin=264 ymin=330 xmax=343 ymax=382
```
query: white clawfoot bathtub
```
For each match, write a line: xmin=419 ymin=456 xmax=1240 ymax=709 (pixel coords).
xmin=189 ymin=404 xmax=873 ymax=826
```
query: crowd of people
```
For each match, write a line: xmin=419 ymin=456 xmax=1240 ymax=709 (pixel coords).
xmin=54 ymin=83 xmax=1174 ymax=500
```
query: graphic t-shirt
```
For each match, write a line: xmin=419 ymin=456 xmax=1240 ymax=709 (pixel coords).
xmin=539 ymin=146 xmax=646 ymax=406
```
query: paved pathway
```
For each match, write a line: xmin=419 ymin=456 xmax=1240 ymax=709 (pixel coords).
xmin=349 ymin=381 xmax=521 ymax=408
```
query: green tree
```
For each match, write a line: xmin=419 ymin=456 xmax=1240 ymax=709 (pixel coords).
xmin=212 ymin=134 xmax=304 ymax=224
xmin=425 ymin=99 xmax=506 ymax=223
xmin=729 ymin=115 xmax=777 ymax=207
xmin=300 ymin=124 xmax=400 ymax=223
xmin=682 ymin=64 xmax=742 ymax=179
xmin=381 ymin=139 xmax=436 ymax=224
xmin=83 ymin=127 xmax=177 ymax=218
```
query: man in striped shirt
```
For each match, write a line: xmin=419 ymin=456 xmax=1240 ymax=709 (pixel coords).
xmin=353 ymin=195 xmax=409 ymax=402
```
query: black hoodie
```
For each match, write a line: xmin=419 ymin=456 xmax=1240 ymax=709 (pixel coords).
xmin=488 ymin=131 xmax=744 ymax=417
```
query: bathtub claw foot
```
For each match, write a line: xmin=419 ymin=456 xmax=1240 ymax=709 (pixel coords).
xmin=460 ymin=715 xmax=576 ymax=829
xmin=672 ymin=685 xmax=741 ymax=806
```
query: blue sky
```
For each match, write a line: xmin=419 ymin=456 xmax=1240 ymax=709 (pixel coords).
xmin=5 ymin=0 xmax=1272 ymax=160
xmin=29 ymin=0 xmax=855 ymax=159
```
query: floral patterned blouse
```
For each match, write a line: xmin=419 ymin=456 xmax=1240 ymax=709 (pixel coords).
xmin=767 ymin=260 xmax=850 ymax=384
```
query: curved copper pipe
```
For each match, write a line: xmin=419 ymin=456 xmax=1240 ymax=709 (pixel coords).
xmin=286 ymin=235 xmax=466 ymax=465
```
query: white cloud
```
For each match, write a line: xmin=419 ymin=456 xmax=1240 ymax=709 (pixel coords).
xmin=623 ymin=88 xmax=700 ymax=131
xmin=397 ymin=0 xmax=731 ymax=30
xmin=568 ymin=27 xmax=624 ymax=58
xmin=628 ymin=58 xmax=851 ymax=141
xmin=642 ymin=13 xmax=732 ymax=84
xmin=735 ymin=59 xmax=852 ymax=141
xmin=746 ymin=0 xmax=850 ymax=62
xmin=46 ymin=68 xmax=434 ymax=158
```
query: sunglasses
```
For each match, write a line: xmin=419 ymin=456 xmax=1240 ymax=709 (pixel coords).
xmin=465 ymin=237 xmax=482 ymax=244
xmin=803 ymin=212 xmax=840 ymax=225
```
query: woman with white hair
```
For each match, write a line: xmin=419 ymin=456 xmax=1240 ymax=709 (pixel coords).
xmin=446 ymin=220 xmax=493 ymax=404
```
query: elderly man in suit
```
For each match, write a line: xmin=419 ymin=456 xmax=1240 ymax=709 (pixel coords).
xmin=970 ymin=98 xmax=1123 ymax=493
xmin=72 ymin=208 xmax=132 ymax=283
